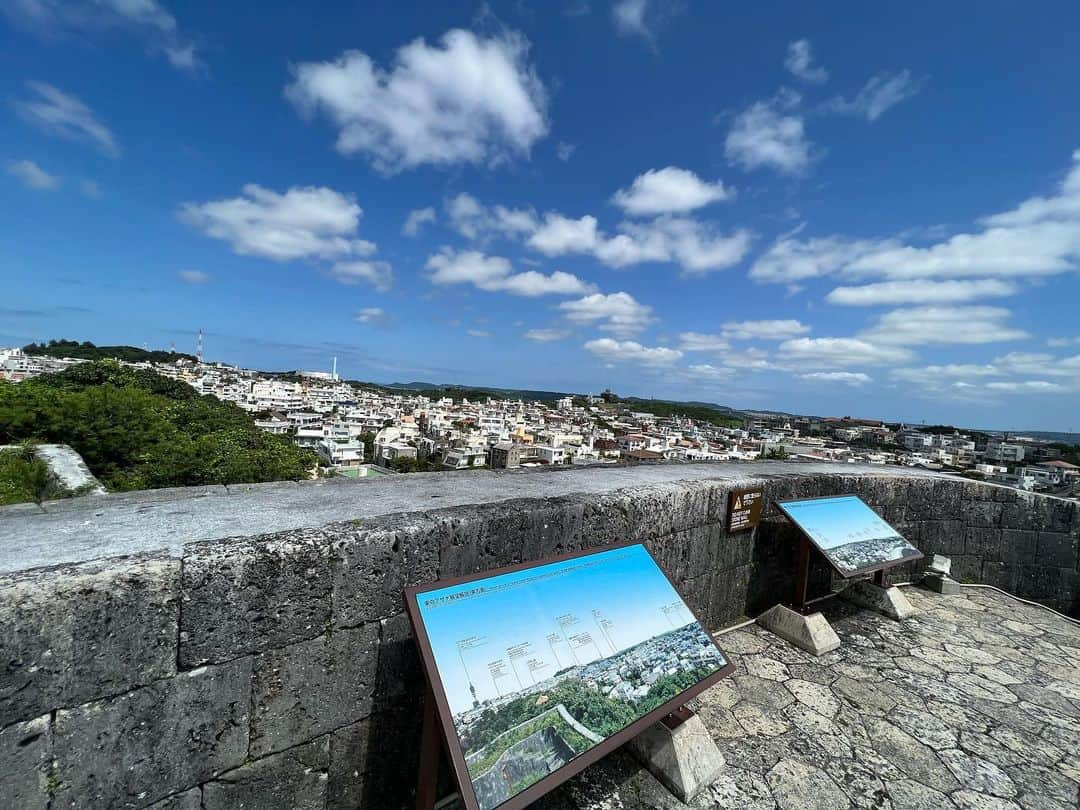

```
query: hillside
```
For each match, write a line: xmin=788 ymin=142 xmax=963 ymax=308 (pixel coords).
xmin=23 ymin=339 xmax=197 ymax=364
xmin=0 ymin=361 xmax=316 ymax=495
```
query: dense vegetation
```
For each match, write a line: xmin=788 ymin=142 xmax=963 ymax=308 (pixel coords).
xmin=614 ymin=397 xmax=743 ymax=428
xmin=0 ymin=361 xmax=316 ymax=493
xmin=23 ymin=339 xmax=197 ymax=364
xmin=0 ymin=445 xmax=50 ymax=505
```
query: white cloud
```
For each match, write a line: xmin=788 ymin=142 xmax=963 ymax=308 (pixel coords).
xmin=892 ymin=363 xmax=1000 ymax=383
xmin=678 ymin=332 xmax=731 ymax=352
xmin=402 ymin=206 xmax=436 ymax=236
xmin=14 ymin=81 xmax=119 ymax=157
xmin=524 ymin=328 xmax=570 ymax=343
xmin=528 ymin=212 xmax=752 ymax=274
xmin=612 ymin=0 xmax=650 ymax=39
xmin=285 ymin=29 xmax=549 ymax=173
xmin=6 ymin=159 xmax=60 ymax=190
xmin=826 ymin=70 xmax=923 ymax=121
xmin=2 ymin=0 xmax=202 ymax=72
xmin=445 ymin=193 xmax=538 ymax=241
xmin=612 ymin=167 xmax=732 ymax=216
xmin=778 ymin=337 xmax=916 ymax=368
xmin=800 ymin=371 xmax=872 ymax=386
xmin=556 ymin=141 xmax=576 ymax=161
xmin=80 ymin=178 xmax=101 ymax=198
xmin=329 ymin=261 xmax=393 ymax=292
xmin=859 ymin=306 xmax=1029 ymax=346
xmin=425 ymin=248 xmax=595 ymax=297
xmin=178 ymin=269 xmax=210 ymax=284
xmin=725 ymin=94 xmax=812 ymax=176
xmin=584 ymin=338 xmax=682 ymax=366
xmin=355 ymin=307 xmax=394 ymax=327
xmin=826 ymin=279 xmax=1020 ymax=306
xmin=467 ymin=329 xmax=491 ymax=338
xmin=985 ymin=380 xmax=1065 ymax=393
xmin=1048 ymin=336 xmax=1080 ymax=348
xmin=752 ymin=149 xmax=1080 ymax=286
xmin=992 ymin=351 xmax=1080 ymax=378
xmin=559 ymin=292 xmax=654 ymax=338
xmin=686 ymin=363 xmax=735 ymax=380
xmin=784 ymin=39 xmax=828 ymax=83
xmin=722 ymin=319 xmax=810 ymax=340
xmin=179 ymin=183 xmax=379 ymax=264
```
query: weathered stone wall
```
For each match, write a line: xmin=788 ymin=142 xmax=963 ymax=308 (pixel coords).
xmin=1 ymin=467 xmax=1077 ymax=809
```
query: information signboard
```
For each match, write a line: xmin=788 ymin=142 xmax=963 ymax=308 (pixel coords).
xmin=727 ymin=488 xmax=763 ymax=532
xmin=777 ymin=495 xmax=923 ymax=577
xmin=405 ymin=542 xmax=734 ymax=810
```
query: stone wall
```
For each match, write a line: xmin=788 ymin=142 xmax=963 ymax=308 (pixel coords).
xmin=1 ymin=466 xmax=1077 ymax=809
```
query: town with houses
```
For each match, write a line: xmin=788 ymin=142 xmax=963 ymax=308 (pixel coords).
xmin=3 ymin=344 xmax=1078 ymax=501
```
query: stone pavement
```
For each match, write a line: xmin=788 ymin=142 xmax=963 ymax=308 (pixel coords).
xmin=535 ymin=585 xmax=1080 ymax=810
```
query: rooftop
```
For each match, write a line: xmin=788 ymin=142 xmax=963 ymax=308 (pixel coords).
xmin=536 ymin=585 xmax=1080 ymax=810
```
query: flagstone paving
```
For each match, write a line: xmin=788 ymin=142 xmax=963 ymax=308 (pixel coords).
xmin=535 ymin=586 xmax=1080 ymax=810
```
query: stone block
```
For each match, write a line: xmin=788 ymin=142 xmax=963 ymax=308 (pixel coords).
xmin=756 ymin=604 xmax=840 ymax=656
xmin=203 ymin=738 xmax=329 ymax=810
xmin=919 ymin=521 xmax=966 ymax=557
xmin=249 ymin=623 xmax=379 ymax=758
xmin=628 ymin=712 xmax=725 ymax=803
xmin=374 ymin=612 xmax=423 ymax=708
xmin=51 ymin=657 xmax=252 ymax=808
xmin=0 ymin=554 xmax=178 ymax=724
xmin=922 ymin=574 xmax=963 ymax=595
xmin=0 ymin=714 xmax=51 ymax=809
xmin=180 ymin=529 xmax=332 ymax=667
xmin=330 ymin=520 xmax=419 ymax=629
xmin=329 ymin=710 xmax=423 ymax=809
xmin=967 ymin=501 xmax=1004 ymax=529
xmin=980 ymin=561 xmax=1018 ymax=593
xmin=839 ymin=581 xmax=916 ymax=621
xmin=949 ymin=554 xmax=982 ymax=583
xmin=1037 ymin=532 xmax=1077 ymax=569
xmin=998 ymin=529 xmax=1038 ymax=564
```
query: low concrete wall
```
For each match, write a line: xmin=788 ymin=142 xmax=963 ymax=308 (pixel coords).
xmin=1 ymin=464 xmax=1077 ymax=808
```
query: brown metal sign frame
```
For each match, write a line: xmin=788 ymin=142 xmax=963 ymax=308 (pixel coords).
xmin=404 ymin=540 xmax=735 ymax=810
xmin=726 ymin=487 xmax=764 ymax=532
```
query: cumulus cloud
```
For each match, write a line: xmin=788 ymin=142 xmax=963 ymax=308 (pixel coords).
xmin=523 ymin=328 xmax=570 ymax=343
xmin=825 ymin=70 xmax=923 ymax=121
xmin=14 ymin=81 xmax=119 ymax=157
xmin=355 ymin=307 xmax=394 ymax=327
xmin=584 ymin=337 xmax=682 ymax=366
xmin=2 ymin=0 xmax=202 ymax=72
xmin=611 ymin=0 xmax=650 ymax=39
xmin=6 ymin=158 xmax=60 ymax=190
xmin=678 ymin=332 xmax=731 ymax=352
xmin=859 ymin=306 xmax=1029 ymax=346
xmin=444 ymin=193 xmax=538 ymax=241
xmin=686 ymin=363 xmax=735 ymax=380
xmin=777 ymin=337 xmax=916 ymax=368
xmin=985 ymin=380 xmax=1066 ymax=393
xmin=751 ymin=149 xmax=1080 ymax=287
xmin=721 ymin=319 xmax=810 ymax=340
xmin=528 ymin=212 xmax=752 ymax=274
xmin=467 ymin=328 xmax=491 ymax=338
xmin=784 ymin=39 xmax=828 ymax=83
xmin=285 ymin=29 xmax=549 ymax=173
xmin=799 ymin=371 xmax=872 ymax=386
xmin=180 ymin=184 xmax=373 ymax=261
xmin=559 ymin=292 xmax=654 ymax=338
xmin=329 ymin=261 xmax=393 ymax=292
xmin=402 ymin=206 xmax=436 ymax=236
xmin=725 ymin=93 xmax=813 ymax=176
xmin=826 ymin=279 xmax=1019 ymax=306
xmin=612 ymin=167 xmax=732 ymax=216
xmin=425 ymin=248 xmax=596 ymax=297
xmin=1047 ymin=336 xmax=1080 ymax=348
xmin=178 ymin=269 xmax=210 ymax=284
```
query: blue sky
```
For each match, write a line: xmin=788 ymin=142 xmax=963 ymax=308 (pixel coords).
xmin=418 ymin=545 xmax=695 ymax=714
xmin=3 ymin=1 xmax=1080 ymax=430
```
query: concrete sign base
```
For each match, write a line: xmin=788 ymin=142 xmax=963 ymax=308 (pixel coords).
xmin=840 ymin=580 xmax=916 ymax=621
xmin=628 ymin=712 xmax=725 ymax=803
xmin=756 ymin=604 xmax=841 ymax=656
xmin=922 ymin=573 xmax=963 ymax=595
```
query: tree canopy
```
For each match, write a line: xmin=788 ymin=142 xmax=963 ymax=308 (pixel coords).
xmin=0 ymin=361 xmax=316 ymax=494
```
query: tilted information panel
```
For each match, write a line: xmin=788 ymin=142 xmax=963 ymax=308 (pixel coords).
xmin=777 ymin=494 xmax=923 ymax=577
xmin=405 ymin=542 xmax=734 ymax=810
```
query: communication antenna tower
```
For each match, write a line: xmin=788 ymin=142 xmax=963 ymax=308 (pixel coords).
xmin=196 ymin=329 xmax=204 ymax=364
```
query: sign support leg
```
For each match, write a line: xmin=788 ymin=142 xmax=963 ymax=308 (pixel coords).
xmin=793 ymin=535 xmax=811 ymax=612
xmin=415 ymin=684 xmax=441 ymax=810
xmin=872 ymin=569 xmax=886 ymax=587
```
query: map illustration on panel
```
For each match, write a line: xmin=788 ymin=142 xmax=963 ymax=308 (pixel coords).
xmin=778 ymin=495 xmax=922 ymax=575
xmin=414 ymin=544 xmax=729 ymax=810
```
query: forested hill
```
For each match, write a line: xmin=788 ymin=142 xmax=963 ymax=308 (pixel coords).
xmin=0 ymin=361 xmax=315 ymax=495
xmin=23 ymin=339 xmax=197 ymax=364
